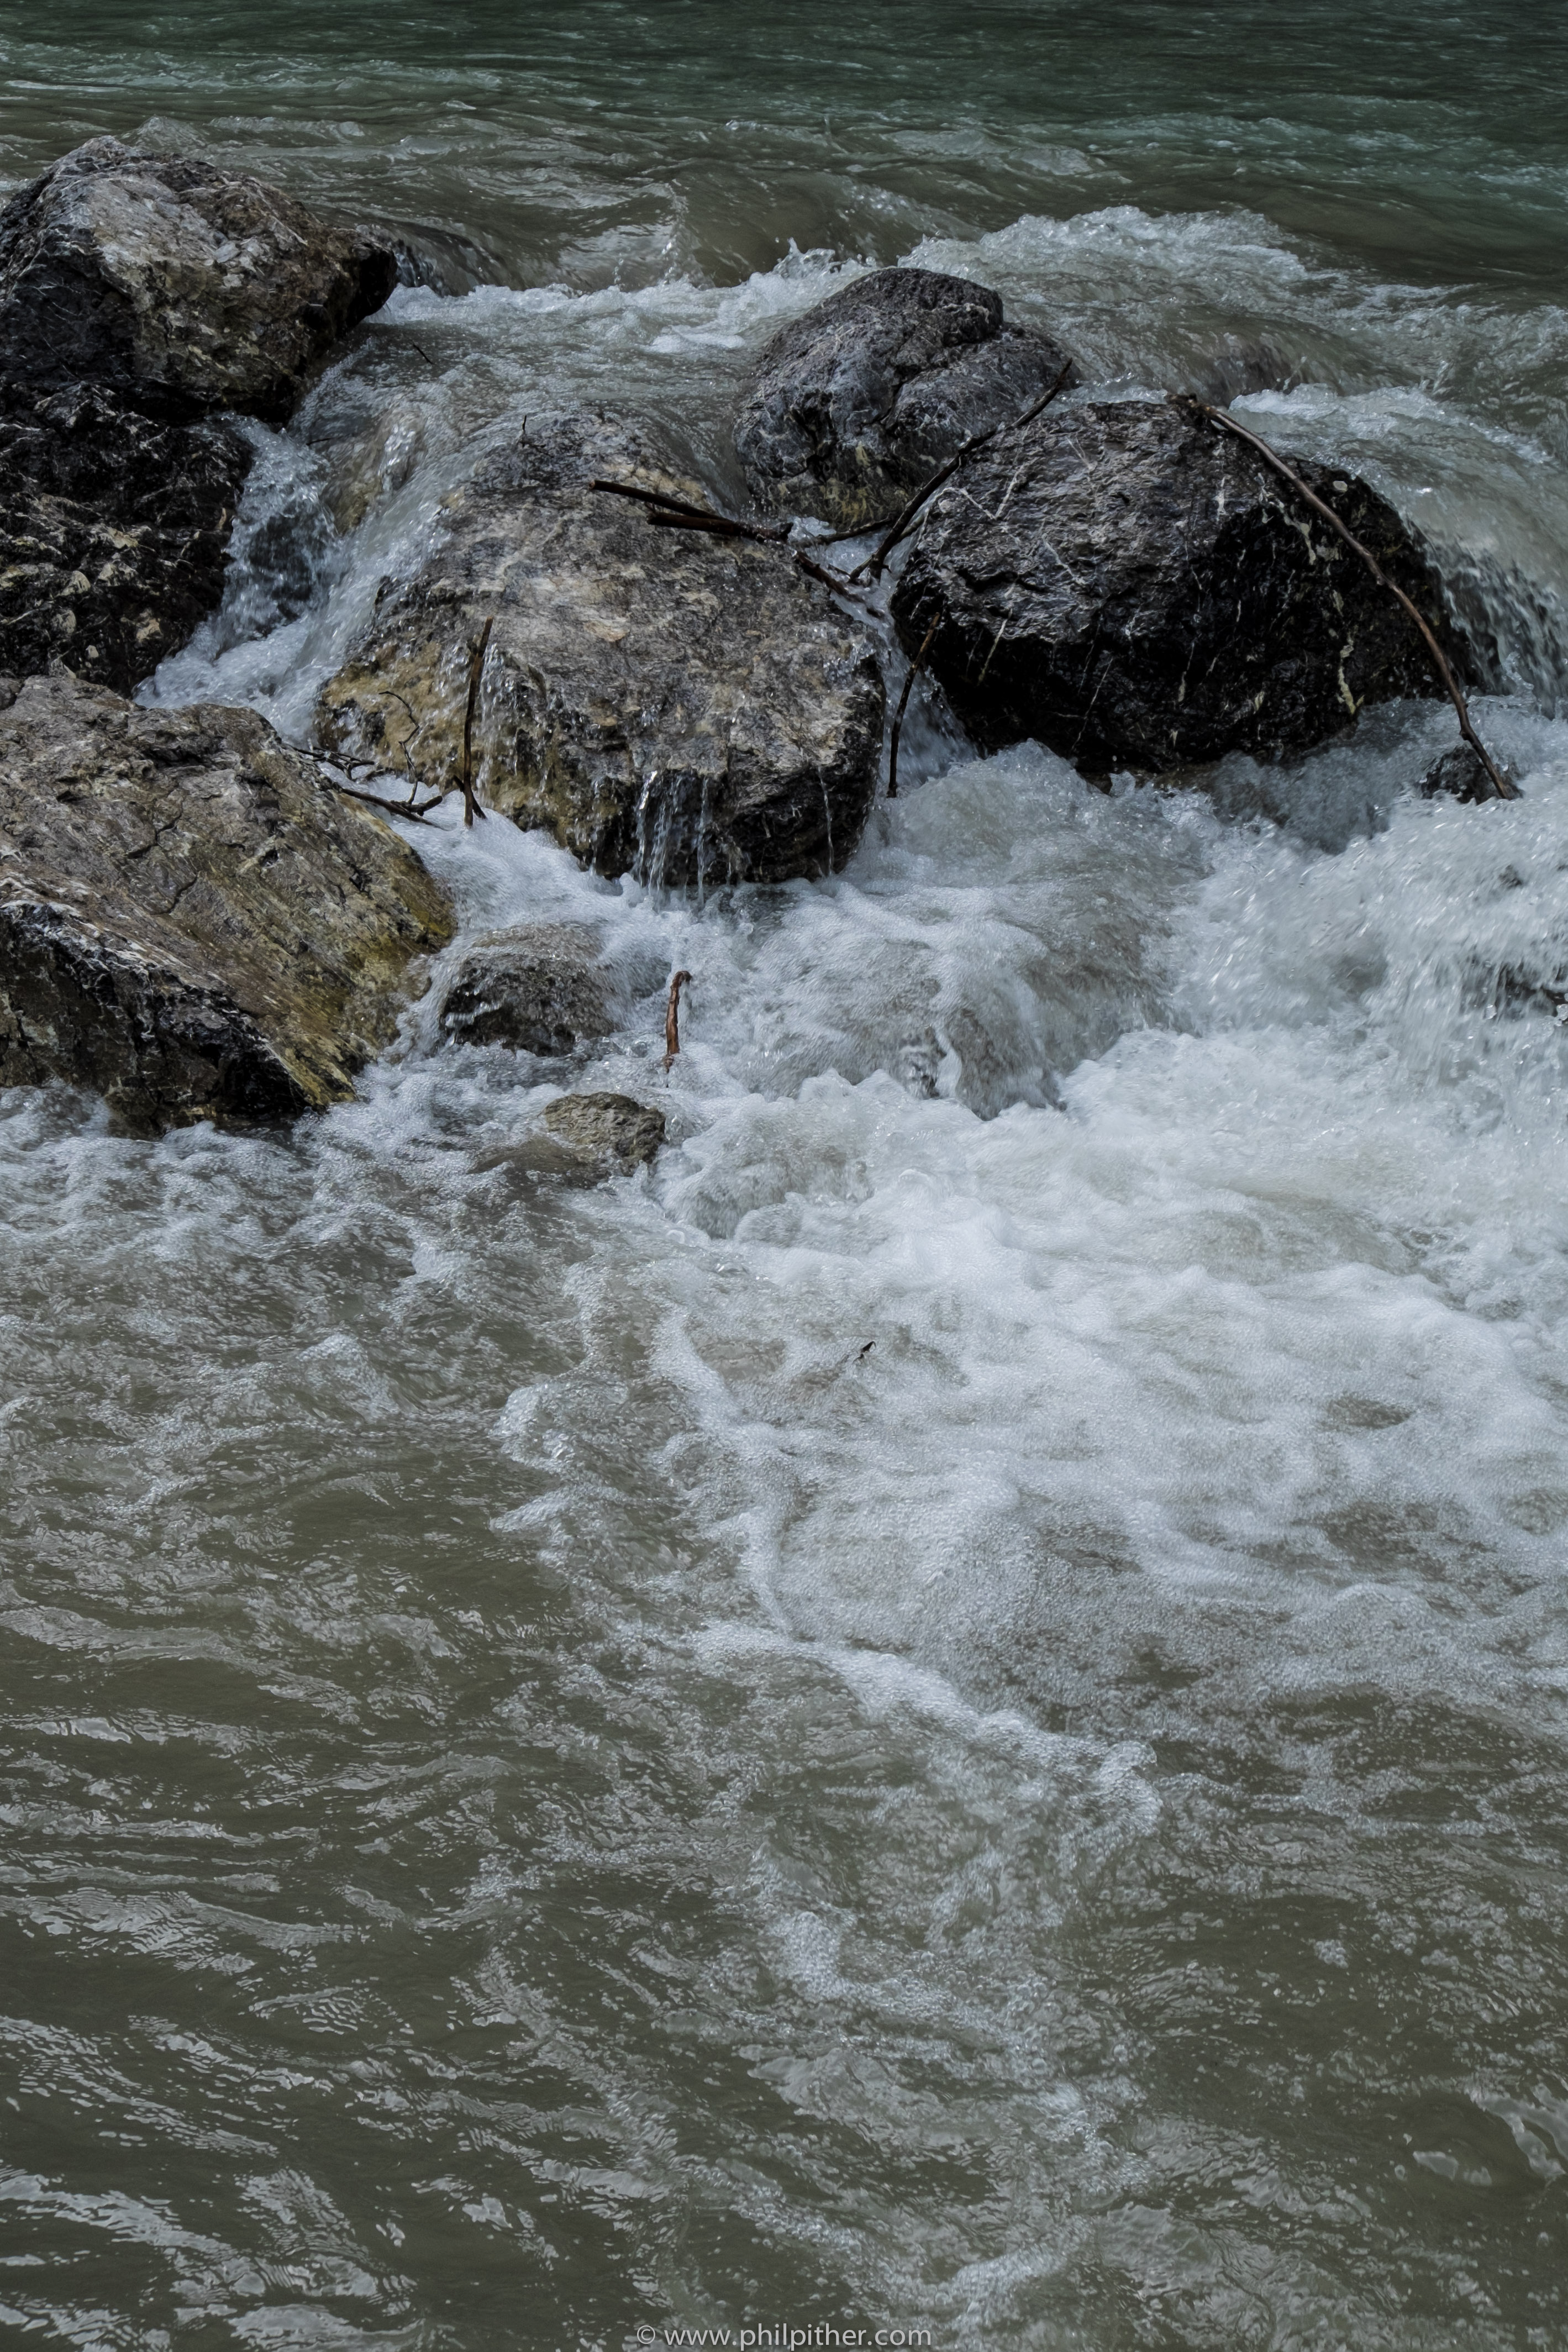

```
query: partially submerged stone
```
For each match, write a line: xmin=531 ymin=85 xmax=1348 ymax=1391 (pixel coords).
xmin=1418 ymin=741 xmax=1512 ymax=804
xmin=472 ymin=1092 xmax=665 ymax=1183
xmin=438 ymin=924 xmax=613 ymax=1054
xmin=0 ymin=380 xmax=250 ymax=693
xmin=0 ymin=138 xmax=396 ymax=424
xmin=0 ymin=674 xmax=452 ymax=1132
xmin=734 ymin=267 xmax=1077 ymax=532
xmin=891 ymin=398 xmax=1467 ymax=775
xmin=315 ymin=413 xmax=885 ymax=887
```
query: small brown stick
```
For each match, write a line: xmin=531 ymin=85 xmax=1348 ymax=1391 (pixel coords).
xmin=887 ymin=619 xmax=940 ymax=799
xmin=664 ymin=969 xmax=693 ymax=1071
xmin=460 ymin=616 xmax=494 ymax=828
xmin=792 ymin=549 xmax=870 ymax=605
xmin=853 ymin=355 xmax=1076 ymax=583
xmin=1185 ymin=398 xmax=1518 ymax=801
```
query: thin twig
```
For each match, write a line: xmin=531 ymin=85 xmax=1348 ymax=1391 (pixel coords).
xmin=792 ymin=550 xmax=871 ymax=604
xmin=591 ymin=478 xmax=791 ymax=543
xmin=1183 ymin=397 xmax=1518 ymax=801
xmin=664 ymin=969 xmax=693 ymax=1072
xmin=460 ymin=616 xmax=494 ymax=828
xmin=852 ymin=355 xmax=1075 ymax=583
xmin=887 ymin=619 xmax=939 ymax=799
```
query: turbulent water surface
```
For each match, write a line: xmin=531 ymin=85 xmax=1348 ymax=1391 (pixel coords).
xmin=3 ymin=7 xmax=1568 ymax=2346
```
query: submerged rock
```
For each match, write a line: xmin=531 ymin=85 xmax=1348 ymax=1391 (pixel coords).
xmin=1418 ymin=740 xmax=1513 ymax=804
xmin=891 ymin=398 xmax=1467 ymax=775
xmin=0 ymin=138 xmax=396 ymax=424
xmin=473 ymin=1092 xmax=666 ymax=1183
xmin=0 ymin=380 xmax=250 ymax=693
xmin=438 ymin=924 xmax=613 ymax=1054
xmin=316 ymin=413 xmax=885 ymax=887
xmin=734 ymin=267 xmax=1077 ymax=532
xmin=0 ymin=674 xmax=452 ymax=1132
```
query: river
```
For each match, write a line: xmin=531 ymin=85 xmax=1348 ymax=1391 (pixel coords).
xmin=2 ymin=6 xmax=1566 ymax=2346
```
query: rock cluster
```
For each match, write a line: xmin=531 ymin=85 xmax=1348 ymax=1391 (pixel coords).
xmin=0 ymin=137 xmax=396 ymax=696
xmin=0 ymin=673 xmax=451 ymax=1132
xmin=317 ymin=412 xmax=885 ymax=888
xmin=735 ymin=267 xmax=1077 ymax=532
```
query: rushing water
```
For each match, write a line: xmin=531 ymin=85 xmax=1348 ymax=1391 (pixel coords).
xmin=3 ymin=7 xmax=1568 ymax=2348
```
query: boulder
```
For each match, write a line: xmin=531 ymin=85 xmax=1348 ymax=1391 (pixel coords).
xmin=734 ymin=267 xmax=1077 ymax=532
xmin=473 ymin=1093 xmax=665 ymax=1183
xmin=890 ymin=398 xmax=1468 ymax=775
xmin=438 ymin=924 xmax=613 ymax=1054
xmin=0 ymin=673 xmax=452 ymax=1132
xmin=315 ymin=413 xmax=885 ymax=888
xmin=0 ymin=138 xmax=397 ymax=424
xmin=0 ymin=379 xmax=250 ymax=693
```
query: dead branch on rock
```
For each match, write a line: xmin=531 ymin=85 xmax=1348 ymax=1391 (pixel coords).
xmin=1183 ymin=398 xmax=1519 ymax=802
xmin=324 ymin=772 xmax=445 ymax=825
xmin=664 ymin=969 xmax=693 ymax=1071
xmin=851 ymin=355 xmax=1075 ymax=584
xmin=888 ymin=620 xmax=939 ymax=799
xmin=460 ymin=615 xmax=494 ymax=828
xmin=591 ymin=476 xmax=866 ymax=606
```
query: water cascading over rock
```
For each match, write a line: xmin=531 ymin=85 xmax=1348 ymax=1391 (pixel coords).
xmin=315 ymin=412 xmax=886 ymax=888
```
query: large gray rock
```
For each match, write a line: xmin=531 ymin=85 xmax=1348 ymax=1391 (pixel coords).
xmin=438 ymin=924 xmax=612 ymax=1054
xmin=890 ymin=398 xmax=1468 ymax=775
xmin=0 ymin=673 xmax=452 ymax=1132
xmin=734 ymin=267 xmax=1077 ymax=532
xmin=0 ymin=380 xmax=250 ymax=693
xmin=0 ymin=138 xmax=396 ymax=423
xmin=316 ymin=413 xmax=885 ymax=888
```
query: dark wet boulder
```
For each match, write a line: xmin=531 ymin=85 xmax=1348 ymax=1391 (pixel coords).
xmin=0 ymin=379 xmax=250 ymax=693
xmin=890 ymin=398 xmax=1468 ymax=775
xmin=0 ymin=138 xmax=396 ymax=424
xmin=734 ymin=267 xmax=1077 ymax=532
xmin=438 ymin=924 xmax=613 ymax=1054
xmin=316 ymin=412 xmax=885 ymax=888
xmin=0 ymin=673 xmax=452 ymax=1133
xmin=1418 ymin=741 xmax=1513 ymax=804
xmin=473 ymin=1093 xmax=665 ymax=1183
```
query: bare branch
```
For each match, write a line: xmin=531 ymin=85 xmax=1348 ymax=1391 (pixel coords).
xmin=1183 ymin=397 xmax=1518 ymax=802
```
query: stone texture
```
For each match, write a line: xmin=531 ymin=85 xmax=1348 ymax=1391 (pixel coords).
xmin=0 ymin=673 xmax=452 ymax=1132
xmin=734 ymin=267 xmax=1077 ymax=532
xmin=438 ymin=924 xmax=613 ymax=1054
xmin=0 ymin=378 xmax=251 ymax=693
xmin=890 ymin=398 xmax=1468 ymax=775
xmin=316 ymin=412 xmax=885 ymax=887
xmin=0 ymin=138 xmax=397 ymax=424
xmin=1418 ymin=741 xmax=1512 ymax=804
xmin=473 ymin=1092 xmax=666 ymax=1183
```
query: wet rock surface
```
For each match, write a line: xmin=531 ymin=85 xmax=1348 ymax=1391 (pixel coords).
xmin=891 ymin=397 xmax=1466 ymax=774
xmin=734 ymin=267 xmax=1077 ymax=532
xmin=0 ymin=673 xmax=452 ymax=1132
xmin=316 ymin=412 xmax=885 ymax=887
xmin=438 ymin=924 xmax=613 ymax=1054
xmin=1419 ymin=741 xmax=1512 ymax=804
xmin=473 ymin=1092 xmax=666 ymax=1183
xmin=0 ymin=138 xmax=397 ymax=424
xmin=0 ymin=380 xmax=251 ymax=693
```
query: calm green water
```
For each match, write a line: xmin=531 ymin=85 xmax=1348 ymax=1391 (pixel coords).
xmin=3 ymin=8 xmax=1568 ymax=2349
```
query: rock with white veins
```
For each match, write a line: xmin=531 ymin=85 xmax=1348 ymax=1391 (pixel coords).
xmin=890 ymin=397 xmax=1472 ymax=775
xmin=0 ymin=673 xmax=452 ymax=1132
xmin=315 ymin=413 xmax=886 ymax=888
xmin=0 ymin=138 xmax=397 ymax=424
